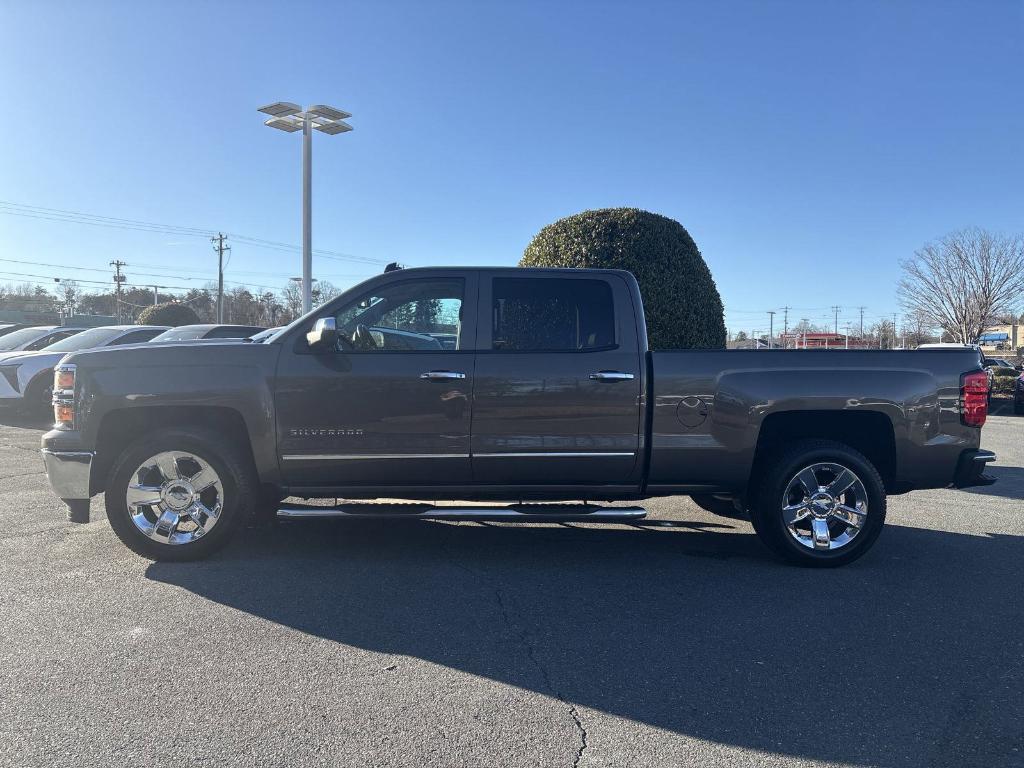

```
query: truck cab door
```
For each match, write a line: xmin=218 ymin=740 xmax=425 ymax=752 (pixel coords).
xmin=470 ymin=273 xmax=644 ymax=487
xmin=274 ymin=272 xmax=477 ymax=489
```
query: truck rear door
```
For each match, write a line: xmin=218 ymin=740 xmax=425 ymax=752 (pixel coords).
xmin=470 ymin=272 xmax=644 ymax=486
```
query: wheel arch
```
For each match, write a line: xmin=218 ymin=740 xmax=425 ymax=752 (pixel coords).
xmin=92 ymin=405 xmax=259 ymax=496
xmin=750 ymin=410 xmax=897 ymax=494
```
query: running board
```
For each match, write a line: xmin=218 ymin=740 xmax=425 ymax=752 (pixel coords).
xmin=277 ymin=502 xmax=647 ymax=523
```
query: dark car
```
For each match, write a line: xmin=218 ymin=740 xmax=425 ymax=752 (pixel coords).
xmin=149 ymin=324 xmax=266 ymax=342
xmin=41 ymin=267 xmax=995 ymax=567
xmin=1014 ymin=373 xmax=1024 ymax=415
xmin=984 ymin=357 xmax=1020 ymax=372
xmin=0 ymin=323 xmax=31 ymax=338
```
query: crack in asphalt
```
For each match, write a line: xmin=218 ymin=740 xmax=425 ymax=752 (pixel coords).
xmin=443 ymin=525 xmax=589 ymax=767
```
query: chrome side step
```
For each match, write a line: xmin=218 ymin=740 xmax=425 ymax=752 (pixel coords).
xmin=277 ymin=502 xmax=646 ymax=523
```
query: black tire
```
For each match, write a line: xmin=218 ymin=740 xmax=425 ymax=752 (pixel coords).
xmin=750 ymin=439 xmax=886 ymax=567
xmin=105 ymin=427 xmax=257 ymax=561
xmin=690 ymin=494 xmax=747 ymax=520
xmin=1014 ymin=402 xmax=1024 ymax=416
xmin=23 ymin=375 xmax=53 ymax=423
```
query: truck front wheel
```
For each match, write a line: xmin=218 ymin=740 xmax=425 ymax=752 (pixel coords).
xmin=105 ymin=427 xmax=257 ymax=561
xmin=751 ymin=440 xmax=886 ymax=567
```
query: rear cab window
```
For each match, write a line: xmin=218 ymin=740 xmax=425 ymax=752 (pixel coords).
xmin=490 ymin=277 xmax=616 ymax=351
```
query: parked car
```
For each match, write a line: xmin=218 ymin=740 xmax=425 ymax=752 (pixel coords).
xmin=0 ymin=326 xmax=86 ymax=362
xmin=0 ymin=325 xmax=169 ymax=417
xmin=246 ymin=327 xmax=285 ymax=343
xmin=984 ymin=357 xmax=1021 ymax=372
xmin=42 ymin=267 xmax=995 ymax=567
xmin=0 ymin=323 xmax=31 ymax=338
xmin=149 ymin=324 xmax=266 ymax=342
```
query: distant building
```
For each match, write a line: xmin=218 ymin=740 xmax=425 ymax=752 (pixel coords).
xmin=978 ymin=324 xmax=1019 ymax=352
xmin=778 ymin=332 xmax=870 ymax=349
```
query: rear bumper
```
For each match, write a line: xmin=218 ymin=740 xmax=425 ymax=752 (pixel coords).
xmin=40 ymin=449 xmax=93 ymax=500
xmin=952 ymin=449 xmax=997 ymax=488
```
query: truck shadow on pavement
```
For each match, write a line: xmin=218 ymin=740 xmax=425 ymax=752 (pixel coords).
xmin=148 ymin=518 xmax=1024 ymax=767
xmin=960 ymin=464 xmax=1024 ymax=499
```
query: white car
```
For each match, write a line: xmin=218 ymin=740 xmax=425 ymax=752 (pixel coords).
xmin=0 ymin=325 xmax=168 ymax=417
xmin=0 ymin=325 xmax=87 ymax=363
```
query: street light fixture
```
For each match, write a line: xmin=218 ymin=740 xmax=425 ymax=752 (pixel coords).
xmin=259 ymin=101 xmax=353 ymax=314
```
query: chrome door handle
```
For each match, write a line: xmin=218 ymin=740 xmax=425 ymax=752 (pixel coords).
xmin=420 ymin=370 xmax=467 ymax=381
xmin=589 ymin=371 xmax=635 ymax=381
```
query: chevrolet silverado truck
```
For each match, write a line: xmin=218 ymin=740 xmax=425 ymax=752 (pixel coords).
xmin=40 ymin=267 xmax=995 ymax=566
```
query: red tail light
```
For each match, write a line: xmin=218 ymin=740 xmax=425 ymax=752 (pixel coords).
xmin=960 ymin=370 xmax=988 ymax=427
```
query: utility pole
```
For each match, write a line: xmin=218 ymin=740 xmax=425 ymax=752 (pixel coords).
xmin=212 ymin=233 xmax=229 ymax=323
xmin=767 ymin=311 xmax=775 ymax=349
xmin=782 ymin=306 xmax=791 ymax=348
xmin=858 ymin=306 xmax=866 ymax=341
xmin=151 ymin=286 xmax=159 ymax=305
xmin=845 ymin=322 xmax=852 ymax=349
xmin=110 ymin=260 xmax=127 ymax=323
xmin=892 ymin=313 xmax=898 ymax=350
xmin=831 ymin=305 xmax=841 ymax=336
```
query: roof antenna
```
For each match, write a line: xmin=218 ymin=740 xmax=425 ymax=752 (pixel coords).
xmin=384 ymin=262 xmax=405 ymax=273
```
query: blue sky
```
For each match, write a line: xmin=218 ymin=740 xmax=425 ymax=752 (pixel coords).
xmin=1 ymin=0 xmax=1021 ymax=335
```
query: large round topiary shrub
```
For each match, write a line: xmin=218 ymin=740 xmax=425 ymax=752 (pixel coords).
xmin=137 ymin=302 xmax=201 ymax=327
xmin=520 ymin=208 xmax=726 ymax=349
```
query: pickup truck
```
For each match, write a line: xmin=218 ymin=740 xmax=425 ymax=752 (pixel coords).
xmin=40 ymin=267 xmax=996 ymax=567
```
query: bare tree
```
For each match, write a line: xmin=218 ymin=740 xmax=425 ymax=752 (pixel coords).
xmin=56 ymin=280 xmax=81 ymax=317
xmin=280 ymin=282 xmax=302 ymax=320
xmin=898 ymin=228 xmax=1024 ymax=344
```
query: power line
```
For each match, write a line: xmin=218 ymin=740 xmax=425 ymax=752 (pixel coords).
xmin=0 ymin=200 xmax=386 ymax=265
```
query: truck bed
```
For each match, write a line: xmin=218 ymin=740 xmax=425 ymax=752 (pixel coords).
xmin=645 ymin=348 xmax=985 ymax=495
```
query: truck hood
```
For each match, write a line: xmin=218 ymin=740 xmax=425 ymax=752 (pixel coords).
xmin=61 ymin=339 xmax=281 ymax=370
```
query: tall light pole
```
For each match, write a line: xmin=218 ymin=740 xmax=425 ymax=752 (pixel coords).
xmin=258 ymin=102 xmax=353 ymax=315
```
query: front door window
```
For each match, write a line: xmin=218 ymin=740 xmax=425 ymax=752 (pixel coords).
xmin=334 ymin=279 xmax=464 ymax=351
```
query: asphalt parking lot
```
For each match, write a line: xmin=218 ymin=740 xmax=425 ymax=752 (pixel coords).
xmin=1 ymin=406 xmax=1022 ymax=768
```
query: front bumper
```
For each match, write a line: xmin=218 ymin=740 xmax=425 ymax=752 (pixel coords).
xmin=41 ymin=449 xmax=93 ymax=501
xmin=952 ymin=449 xmax=997 ymax=489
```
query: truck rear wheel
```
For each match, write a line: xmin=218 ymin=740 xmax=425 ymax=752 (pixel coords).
xmin=105 ymin=427 xmax=257 ymax=561
xmin=751 ymin=439 xmax=886 ymax=567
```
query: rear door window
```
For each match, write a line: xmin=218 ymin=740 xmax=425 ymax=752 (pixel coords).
xmin=491 ymin=278 xmax=615 ymax=351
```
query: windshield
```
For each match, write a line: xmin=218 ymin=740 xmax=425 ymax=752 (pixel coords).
xmin=150 ymin=326 xmax=207 ymax=341
xmin=42 ymin=327 xmax=125 ymax=353
xmin=0 ymin=327 xmax=50 ymax=351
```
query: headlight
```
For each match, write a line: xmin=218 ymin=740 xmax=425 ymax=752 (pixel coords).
xmin=52 ymin=364 xmax=76 ymax=430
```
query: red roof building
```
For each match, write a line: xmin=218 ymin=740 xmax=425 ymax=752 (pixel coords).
xmin=779 ymin=332 xmax=871 ymax=349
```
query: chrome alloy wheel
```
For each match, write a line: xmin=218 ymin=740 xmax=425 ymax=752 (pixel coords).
xmin=125 ymin=451 xmax=224 ymax=545
xmin=781 ymin=462 xmax=868 ymax=551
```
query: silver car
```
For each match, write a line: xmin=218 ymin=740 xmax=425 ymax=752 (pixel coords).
xmin=0 ymin=326 xmax=87 ymax=363
xmin=0 ymin=325 xmax=168 ymax=417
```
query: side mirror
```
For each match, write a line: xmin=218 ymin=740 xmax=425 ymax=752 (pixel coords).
xmin=306 ymin=317 xmax=337 ymax=350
